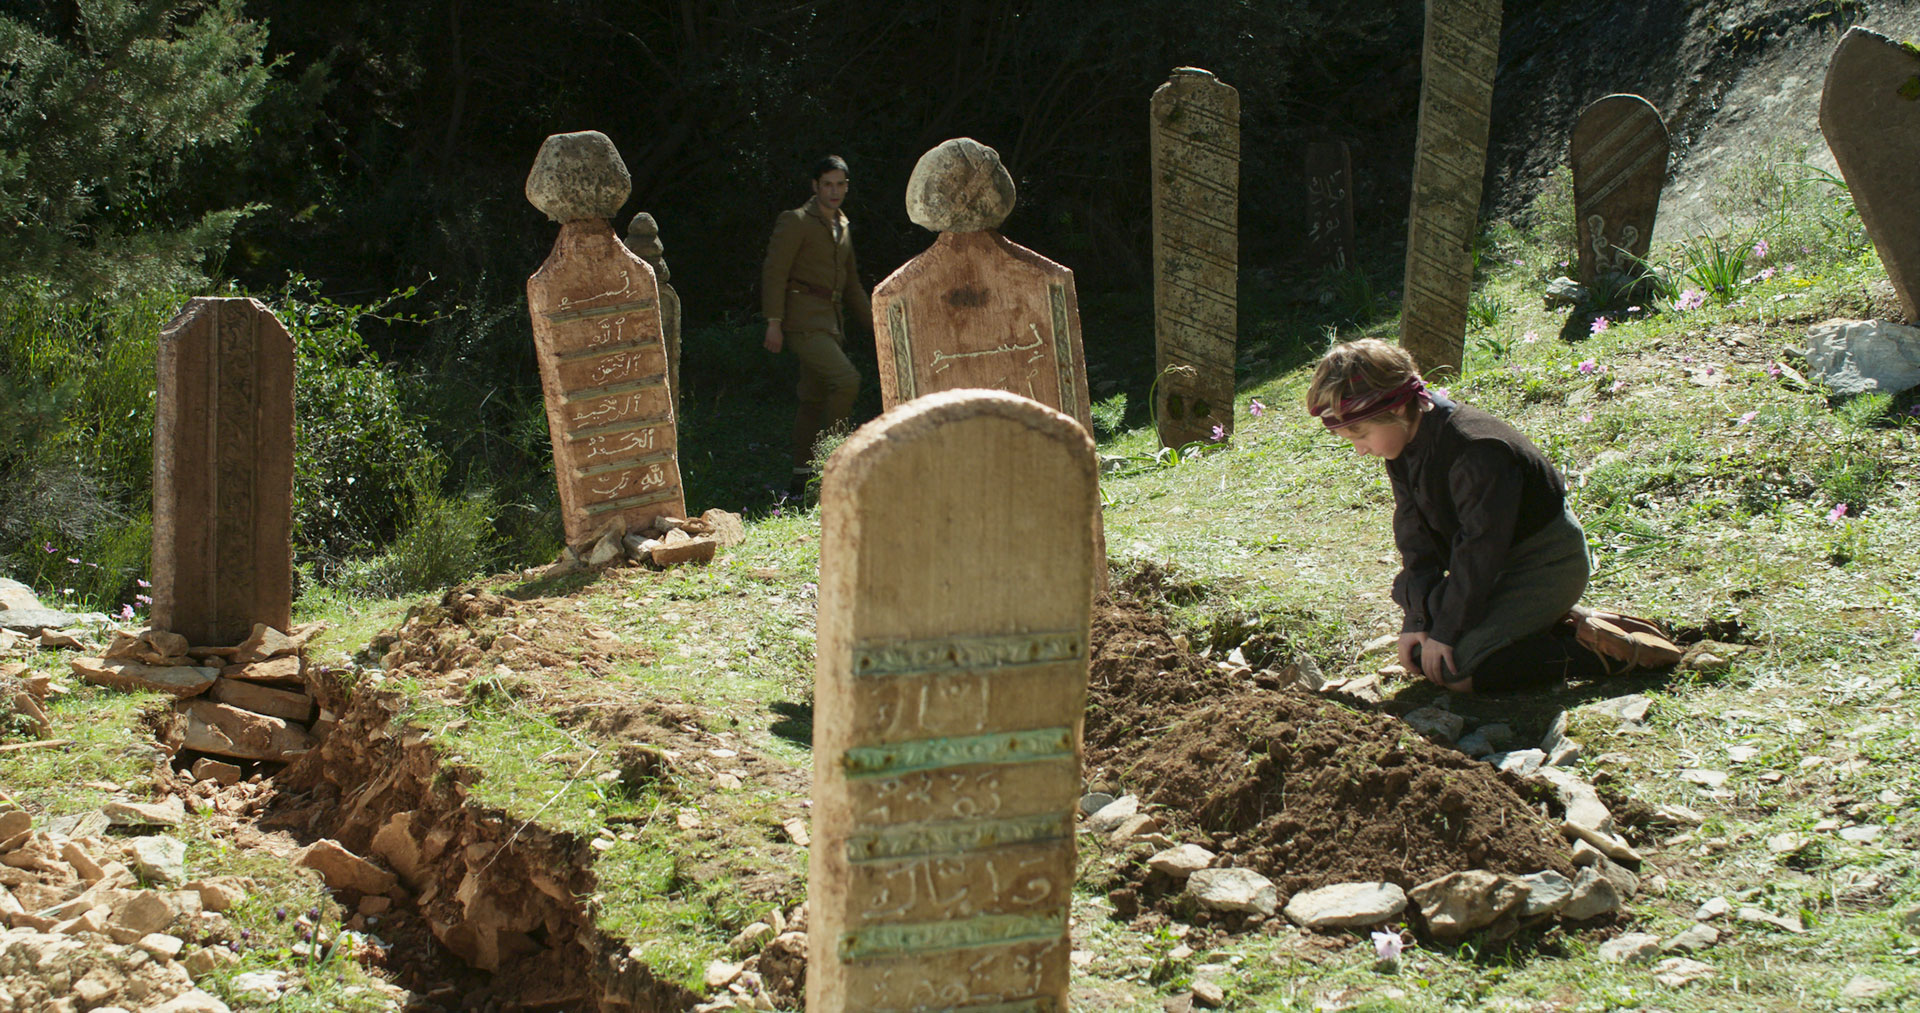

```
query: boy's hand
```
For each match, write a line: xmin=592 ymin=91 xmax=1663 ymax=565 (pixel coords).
xmin=1420 ymin=640 xmax=1458 ymax=685
xmin=1397 ymin=631 xmax=1428 ymax=672
xmin=764 ymin=320 xmax=784 ymax=353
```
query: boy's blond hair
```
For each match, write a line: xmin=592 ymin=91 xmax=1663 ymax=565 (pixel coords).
xmin=1306 ymin=339 xmax=1426 ymax=428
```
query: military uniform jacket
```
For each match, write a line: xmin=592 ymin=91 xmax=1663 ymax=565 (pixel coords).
xmin=760 ymin=196 xmax=872 ymax=336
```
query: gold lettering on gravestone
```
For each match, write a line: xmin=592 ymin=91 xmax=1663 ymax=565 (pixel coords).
xmin=810 ymin=391 xmax=1095 ymax=1013
xmin=1399 ymin=0 xmax=1504 ymax=375
xmin=1571 ymin=94 xmax=1669 ymax=285
xmin=525 ymin=131 xmax=684 ymax=546
xmin=1820 ymin=27 xmax=1920 ymax=322
xmin=1151 ymin=67 xmax=1241 ymax=448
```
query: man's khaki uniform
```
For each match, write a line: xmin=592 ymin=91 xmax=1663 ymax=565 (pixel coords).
xmin=762 ymin=196 xmax=872 ymax=469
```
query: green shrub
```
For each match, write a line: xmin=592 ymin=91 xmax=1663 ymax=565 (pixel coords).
xmin=331 ymin=457 xmax=499 ymax=597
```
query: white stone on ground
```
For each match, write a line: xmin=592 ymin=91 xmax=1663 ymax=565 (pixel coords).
xmin=1147 ymin=844 xmax=1215 ymax=878
xmin=1663 ymin=923 xmax=1718 ymax=952
xmin=1694 ymin=896 xmax=1730 ymax=920
xmin=1559 ymin=866 xmax=1622 ymax=921
xmin=1652 ymin=956 xmax=1715 ymax=986
xmin=1513 ymin=870 xmax=1572 ymax=918
xmin=1085 ymin=795 xmax=1139 ymax=833
xmin=129 ymin=836 xmax=188 ymax=884
xmin=1408 ymin=871 xmax=1525 ymax=940
xmin=1187 ymin=867 xmax=1278 ymax=917
xmin=1402 ymin=706 xmax=1464 ymax=742
xmin=1281 ymin=881 xmax=1407 ymax=929
xmin=1598 ymin=932 xmax=1661 ymax=964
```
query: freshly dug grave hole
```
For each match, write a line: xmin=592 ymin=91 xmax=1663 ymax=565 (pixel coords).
xmin=1084 ymin=597 xmax=1574 ymax=918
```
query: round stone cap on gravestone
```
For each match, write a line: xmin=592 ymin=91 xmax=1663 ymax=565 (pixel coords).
xmin=625 ymin=213 xmax=665 ymax=258
xmin=1170 ymin=66 xmax=1218 ymax=80
xmin=525 ymin=130 xmax=631 ymax=223
xmin=906 ymin=137 xmax=1017 ymax=233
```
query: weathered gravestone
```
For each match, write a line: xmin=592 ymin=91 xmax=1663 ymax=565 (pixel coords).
xmin=623 ymin=212 xmax=683 ymax=413
xmin=809 ymin=389 xmax=1095 ymax=1013
xmin=1400 ymin=0 xmax=1504 ymax=375
xmin=153 ymin=298 xmax=294 ymax=647
xmin=871 ymin=138 xmax=1093 ymax=436
xmin=1820 ymin=27 xmax=1920 ymax=323
xmin=1306 ymin=141 xmax=1359 ymax=274
xmin=524 ymin=130 xmax=684 ymax=548
xmin=1150 ymin=67 xmax=1241 ymax=448
xmin=1571 ymin=94 xmax=1669 ymax=285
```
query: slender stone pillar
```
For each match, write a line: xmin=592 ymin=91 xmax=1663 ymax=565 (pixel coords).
xmin=808 ymin=389 xmax=1095 ymax=1013
xmin=152 ymin=297 xmax=294 ymax=646
xmin=1399 ymin=0 xmax=1504 ymax=375
xmin=1151 ymin=67 xmax=1241 ymax=447
xmin=1307 ymin=141 xmax=1358 ymax=274
xmin=624 ymin=212 xmax=683 ymax=414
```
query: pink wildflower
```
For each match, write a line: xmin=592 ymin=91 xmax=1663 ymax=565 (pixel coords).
xmin=136 ymin=578 xmax=151 ymax=588
xmin=1676 ymin=288 xmax=1706 ymax=311
xmin=1579 ymin=412 xmax=1593 ymax=423
xmin=1210 ymin=424 xmax=1225 ymax=442
xmin=1760 ymin=267 xmax=1776 ymax=281
xmin=1753 ymin=238 xmax=1770 ymax=260
xmin=1611 ymin=379 xmax=1627 ymax=393
xmin=1627 ymin=305 xmax=1642 ymax=313
xmin=42 ymin=542 xmax=54 ymax=553
xmin=1828 ymin=503 xmax=1848 ymax=522
xmin=1705 ymin=365 xmax=1716 ymax=376
xmin=117 ymin=604 xmax=135 ymax=621
xmin=1578 ymin=359 xmax=1598 ymax=375
xmin=65 ymin=556 xmax=79 ymax=565
xmin=1590 ymin=316 xmax=1610 ymax=335
xmin=1432 ymin=386 xmax=1450 ymax=399
xmin=1522 ymin=330 xmax=1539 ymax=344
xmin=1372 ymin=930 xmax=1404 ymax=963
xmin=1737 ymin=411 xmax=1758 ymax=425
xmin=1767 ymin=363 xmax=1782 ymax=377
xmin=1912 ymin=630 xmax=1920 ymax=647
xmin=1248 ymin=398 xmax=1266 ymax=418
xmin=135 ymin=593 xmax=153 ymax=606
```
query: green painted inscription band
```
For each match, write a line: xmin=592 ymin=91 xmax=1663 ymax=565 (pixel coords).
xmin=853 ymin=631 xmax=1083 ymax=678
xmin=843 ymin=728 xmax=1073 ymax=780
xmin=846 ymin=812 xmax=1069 ymax=863
xmin=840 ymin=911 xmax=1066 ymax=962
xmin=543 ymin=298 xmax=656 ymax=324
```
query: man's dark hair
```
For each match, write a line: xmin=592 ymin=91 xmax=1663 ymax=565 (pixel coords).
xmin=811 ymin=154 xmax=850 ymax=180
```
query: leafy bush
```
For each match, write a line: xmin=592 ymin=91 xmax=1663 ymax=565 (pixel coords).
xmin=330 ymin=458 xmax=499 ymax=597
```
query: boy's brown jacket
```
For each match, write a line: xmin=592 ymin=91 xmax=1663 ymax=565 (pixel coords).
xmin=760 ymin=196 xmax=871 ymax=336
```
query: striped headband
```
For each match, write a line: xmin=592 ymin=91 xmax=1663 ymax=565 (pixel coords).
xmin=1310 ymin=375 xmax=1430 ymax=430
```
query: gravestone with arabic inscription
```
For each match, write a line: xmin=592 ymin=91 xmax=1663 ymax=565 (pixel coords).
xmin=808 ymin=389 xmax=1095 ymax=1013
xmin=1571 ymin=94 xmax=1669 ymax=286
xmin=525 ymin=131 xmax=683 ymax=548
xmin=1821 ymin=27 xmax=1920 ymax=323
xmin=153 ymin=298 xmax=294 ymax=647
xmin=1400 ymin=0 xmax=1504 ymax=375
xmin=624 ymin=212 xmax=683 ymax=412
xmin=1151 ymin=67 xmax=1241 ymax=448
xmin=871 ymin=138 xmax=1092 ymax=436
xmin=1306 ymin=141 xmax=1358 ymax=275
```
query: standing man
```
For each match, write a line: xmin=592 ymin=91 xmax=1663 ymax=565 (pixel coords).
xmin=762 ymin=155 xmax=872 ymax=497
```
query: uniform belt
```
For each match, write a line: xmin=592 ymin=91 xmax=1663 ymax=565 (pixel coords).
xmin=788 ymin=281 xmax=838 ymax=301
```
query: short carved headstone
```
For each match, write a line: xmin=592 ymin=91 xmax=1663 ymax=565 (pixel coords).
xmin=1571 ymin=94 xmax=1669 ymax=285
xmin=624 ymin=212 xmax=683 ymax=413
xmin=1151 ymin=68 xmax=1241 ymax=447
xmin=1820 ymin=27 xmax=1920 ymax=322
xmin=1399 ymin=0 xmax=1504 ymax=374
xmin=872 ymin=139 xmax=1092 ymax=435
xmin=1306 ymin=141 xmax=1358 ymax=274
xmin=808 ymin=390 xmax=1096 ymax=1013
xmin=525 ymin=131 xmax=684 ymax=548
xmin=153 ymin=298 xmax=294 ymax=647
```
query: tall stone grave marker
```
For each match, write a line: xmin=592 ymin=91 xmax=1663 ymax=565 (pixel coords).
xmin=809 ymin=389 xmax=1095 ymax=1013
xmin=623 ymin=212 xmax=683 ymax=413
xmin=1399 ymin=0 xmax=1504 ymax=375
xmin=871 ymin=138 xmax=1093 ymax=436
xmin=525 ymin=130 xmax=684 ymax=548
xmin=153 ymin=298 xmax=294 ymax=646
xmin=1150 ymin=67 xmax=1241 ymax=447
xmin=1821 ymin=27 xmax=1920 ymax=322
xmin=1306 ymin=141 xmax=1358 ymax=274
xmin=1571 ymin=94 xmax=1669 ymax=285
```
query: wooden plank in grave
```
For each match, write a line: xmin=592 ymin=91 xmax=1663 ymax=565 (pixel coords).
xmin=809 ymin=389 xmax=1096 ymax=1013
xmin=1399 ymin=0 xmax=1503 ymax=375
xmin=1151 ymin=67 xmax=1241 ymax=448
xmin=1820 ymin=27 xmax=1920 ymax=323
xmin=1571 ymin=94 xmax=1669 ymax=286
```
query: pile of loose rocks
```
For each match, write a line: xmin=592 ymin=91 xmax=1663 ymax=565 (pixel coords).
xmin=695 ymin=903 xmax=810 ymax=1012
xmin=549 ymin=508 xmax=748 ymax=574
xmin=0 ymin=807 xmax=250 ymax=1013
xmin=69 ymin=623 xmax=327 ymax=767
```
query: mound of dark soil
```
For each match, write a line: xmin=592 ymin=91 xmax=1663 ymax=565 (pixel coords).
xmin=1085 ymin=597 xmax=1573 ymax=913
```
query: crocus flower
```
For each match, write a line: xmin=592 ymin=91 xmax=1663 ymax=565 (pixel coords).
xmin=1522 ymin=330 xmax=1539 ymax=343
xmin=65 ymin=556 xmax=79 ymax=565
xmin=1372 ymin=929 xmax=1404 ymax=964
xmin=1610 ymin=380 xmax=1627 ymax=393
xmin=1210 ymin=424 xmax=1226 ymax=442
xmin=1829 ymin=503 xmax=1848 ymax=522
xmin=1248 ymin=398 xmax=1266 ymax=418
xmin=1737 ymin=411 xmax=1758 ymax=425
xmin=1627 ymin=305 xmax=1641 ymax=313
xmin=1677 ymin=289 xmax=1706 ymax=311
xmin=117 ymin=604 xmax=134 ymax=620
xmin=42 ymin=542 xmax=54 ymax=553
xmin=1705 ymin=365 xmax=1716 ymax=376
xmin=1578 ymin=359 xmax=1598 ymax=375
xmin=1579 ymin=412 xmax=1593 ymax=423
xmin=135 ymin=594 xmax=152 ymax=606
xmin=1912 ymin=630 xmax=1920 ymax=646
xmin=1753 ymin=238 xmax=1770 ymax=260
xmin=60 ymin=587 xmax=73 ymax=596
xmin=1431 ymin=386 xmax=1450 ymax=399
xmin=1590 ymin=317 xmax=1610 ymax=335
xmin=1760 ymin=267 xmax=1776 ymax=281
xmin=1767 ymin=363 xmax=1782 ymax=377
xmin=136 ymin=578 xmax=151 ymax=588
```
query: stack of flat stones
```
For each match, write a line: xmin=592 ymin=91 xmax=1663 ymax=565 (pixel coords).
xmin=68 ymin=623 xmax=327 ymax=768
